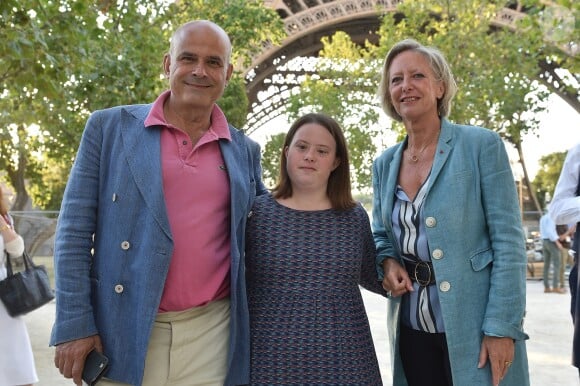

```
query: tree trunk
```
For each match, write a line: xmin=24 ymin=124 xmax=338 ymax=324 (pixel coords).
xmin=7 ymin=124 xmax=31 ymax=211
xmin=515 ymin=141 xmax=543 ymax=219
xmin=537 ymin=58 xmax=580 ymax=114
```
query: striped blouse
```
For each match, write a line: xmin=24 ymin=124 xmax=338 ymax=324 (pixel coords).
xmin=392 ymin=177 xmax=445 ymax=333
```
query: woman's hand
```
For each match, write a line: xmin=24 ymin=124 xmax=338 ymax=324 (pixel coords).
xmin=382 ymin=258 xmax=414 ymax=297
xmin=478 ymin=335 xmax=515 ymax=386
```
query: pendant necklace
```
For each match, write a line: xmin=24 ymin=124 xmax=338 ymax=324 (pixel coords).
xmin=408 ymin=135 xmax=438 ymax=163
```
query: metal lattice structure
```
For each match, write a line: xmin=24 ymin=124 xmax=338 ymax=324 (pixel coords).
xmin=243 ymin=0 xmax=577 ymax=134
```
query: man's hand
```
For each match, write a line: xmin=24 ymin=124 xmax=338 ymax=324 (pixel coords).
xmin=55 ymin=335 xmax=103 ymax=386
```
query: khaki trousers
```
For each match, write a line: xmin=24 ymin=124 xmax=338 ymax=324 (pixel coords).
xmin=98 ymin=298 xmax=230 ymax=386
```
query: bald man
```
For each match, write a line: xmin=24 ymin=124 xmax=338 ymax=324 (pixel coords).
xmin=51 ymin=20 xmax=266 ymax=386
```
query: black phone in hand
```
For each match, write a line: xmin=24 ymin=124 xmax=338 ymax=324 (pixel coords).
xmin=82 ymin=350 xmax=109 ymax=386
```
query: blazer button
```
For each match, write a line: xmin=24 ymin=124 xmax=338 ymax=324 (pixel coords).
xmin=425 ymin=217 xmax=437 ymax=227
xmin=114 ymin=284 xmax=124 ymax=294
xmin=439 ymin=281 xmax=451 ymax=292
xmin=112 ymin=193 xmax=117 ymax=202
xmin=121 ymin=241 xmax=130 ymax=250
xmin=432 ymin=249 xmax=444 ymax=259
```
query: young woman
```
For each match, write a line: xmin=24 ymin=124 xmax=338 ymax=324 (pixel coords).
xmin=246 ymin=113 xmax=385 ymax=385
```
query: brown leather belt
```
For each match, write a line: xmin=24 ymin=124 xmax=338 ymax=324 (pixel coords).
xmin=403 ymin=259 xmax=436 ymax=287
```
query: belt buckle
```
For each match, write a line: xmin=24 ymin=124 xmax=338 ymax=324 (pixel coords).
xmin=414 ymin=261 xmax=432 ymax=287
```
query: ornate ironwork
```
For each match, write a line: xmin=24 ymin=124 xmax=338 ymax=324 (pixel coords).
xmin=244 ymin=0 xmax=577 ymax=133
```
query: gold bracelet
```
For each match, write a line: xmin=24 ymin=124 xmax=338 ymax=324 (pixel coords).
xmin=0 ymin=224 xmax=10 ymax=232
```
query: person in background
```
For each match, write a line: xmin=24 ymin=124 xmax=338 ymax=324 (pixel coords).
xmin=372 ymin=38 xmax=529 ymax=386
xmin=549 ymin=142 xmax=580 ymax=375
xmin=245 ymin=113 xmax=385 ymax=385
xmin=50 ymin=20 xmax=266 ymax=386
xmin=539 ymin=209 xmax=566 ymax=293
xmin=0 ymin=187 xmax=38 ymax=386
xmin=556 ymin=223 xmax=575 ymax=292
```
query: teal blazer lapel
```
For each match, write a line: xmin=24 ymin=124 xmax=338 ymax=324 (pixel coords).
xmin=427 ymin=120 xmax=453 ymax=193
xmin=385 ymin=142 xmax=405 ymax=214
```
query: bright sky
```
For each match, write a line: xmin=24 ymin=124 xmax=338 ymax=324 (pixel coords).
xmin=520 ymin=94 xmax=580 ymax=179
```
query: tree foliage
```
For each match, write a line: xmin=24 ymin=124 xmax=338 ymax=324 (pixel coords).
xmin=533 ymin=151 xmax=567 ymax=207
xmin=0 ymin=0 xmax=285 ymax=210
xmin=261 ymin=132 xmax=286 ymax=189
xmin=273 ymin=0 xmax=578 ymax=202
xmin=279 ymin=32 xmax=385 ymax=192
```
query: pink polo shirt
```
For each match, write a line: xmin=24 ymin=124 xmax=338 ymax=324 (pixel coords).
xmin=144 ymin=91 xmax=232 ymax=312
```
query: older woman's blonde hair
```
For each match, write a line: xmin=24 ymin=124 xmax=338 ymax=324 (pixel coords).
xmin=0 ymin=188 xmax=7 ymax=216
xmin=377 ymin=38 xmax=457 ymax=122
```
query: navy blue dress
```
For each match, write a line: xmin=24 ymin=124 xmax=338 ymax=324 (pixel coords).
xmin=246 ymin=194 xmax=384 ymax=385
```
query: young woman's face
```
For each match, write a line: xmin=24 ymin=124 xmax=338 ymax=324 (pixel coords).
xmin=285 ymin=122 xmax=340 ymax=191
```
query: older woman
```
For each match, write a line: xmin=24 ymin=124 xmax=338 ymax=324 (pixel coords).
xmin=372 ymin=39 xmax=529 ymax=386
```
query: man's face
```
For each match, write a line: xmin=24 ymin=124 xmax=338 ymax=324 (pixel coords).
xmin=163 ymin=23 xmax=233 ymax=110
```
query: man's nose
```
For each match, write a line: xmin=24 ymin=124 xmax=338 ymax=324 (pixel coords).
xmin=191 ymin=62 xmax=207 ymax=76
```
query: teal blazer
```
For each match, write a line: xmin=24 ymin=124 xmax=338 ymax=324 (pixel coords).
xmin=50 ymin=104 xmax=266 ymax=385
xmin=372 ymin=119 xmax=530 ymax=385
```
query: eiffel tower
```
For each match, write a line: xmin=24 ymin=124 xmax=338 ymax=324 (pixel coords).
xmin=243 ymin=0 xmax=577 ymax=134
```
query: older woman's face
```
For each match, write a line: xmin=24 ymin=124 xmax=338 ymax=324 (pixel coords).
xmin=388 ymin=50 xmax=444 ymax=123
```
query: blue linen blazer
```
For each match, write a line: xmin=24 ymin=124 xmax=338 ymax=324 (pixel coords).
xmin=50 ymin=103 xmax=267 ymax=386
xmin=372 ymin=119 xmax=530 ymax=385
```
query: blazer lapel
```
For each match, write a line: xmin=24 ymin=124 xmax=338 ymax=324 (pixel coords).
xmin=427 ymin=120 xmax=453 ymax=192
xmin=120 ymin=105 xmax=171 ymax=239
xmin=220 ymin=130 xmax=248 ymax=230
xmin=385 ymin=142 xmax=405 ymax=218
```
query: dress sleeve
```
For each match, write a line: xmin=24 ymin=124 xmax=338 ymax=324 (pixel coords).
xmin=4 ymin=234 xmax=25 ymax=257
xmin=358 ymin=205 xmax=388 ymax=296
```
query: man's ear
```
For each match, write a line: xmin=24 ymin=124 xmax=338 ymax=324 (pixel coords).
xmin=163 ymin=54 xmax=171 ymax=77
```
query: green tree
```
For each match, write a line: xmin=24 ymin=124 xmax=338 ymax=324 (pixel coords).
xmin=274 ymin=0 xmax=577 ymax=206
xmin=533 ymin=151 xmax=567 ymax=208
xmin=0 ymin=0 xmax=284 ymax=210
xmin=261 ymin=132 xmax=286 ymax=189
xmin=1 ymin=0 xmax=99 ymax=210
xmin=283 ymin=32 xmax=385 ymax=191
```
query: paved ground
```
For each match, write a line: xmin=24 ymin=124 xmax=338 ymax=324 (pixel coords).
xmin=24 ymin=280 xmax=578 ymax=385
